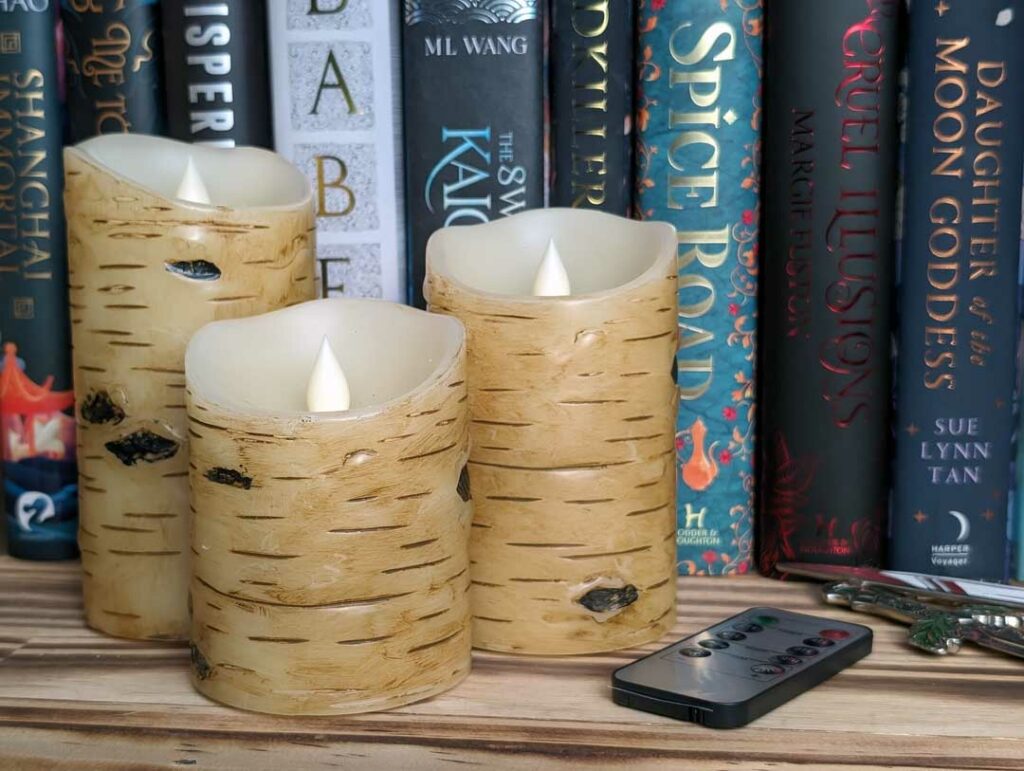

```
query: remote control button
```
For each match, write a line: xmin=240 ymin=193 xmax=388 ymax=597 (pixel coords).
xmin=754 ymin=614 xmax=780 ymax=626
xmin=733 ymin=622 xmax=764 ymax=634
xmin=699 ymin=639 xmax=729 ymax=650
xmin=679 ymin=647 xmax=712 ymax=658
xmin=820 ymin=629 xmax=851 ymax=640
xmin=787 ymin=646 xmax=819 ymax=657
xmin=751 ymin=664 xmax=785 ymax=675
xmin=772 ymin=654 xmax=803 ymax=666
xmin=717 ymin=630 xmax=747 ymax=641
xmin=804 ymin=637 xmax=835 ymax=648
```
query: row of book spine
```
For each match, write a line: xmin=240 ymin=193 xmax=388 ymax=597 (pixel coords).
xmin=5 ymin=0 xmax=1024 ymax=579
xmin=635 ymin=0 xmax=1024 ymax=581
xmin=57 ymin=1 xmax=624 ymax=308
xmin=58 ymin=0 xmax=404 ymax=300
xmin=755 ymin=0 xmax=1024 ymax=582
xmin=61 ymin=0 xmax=273 ymax=145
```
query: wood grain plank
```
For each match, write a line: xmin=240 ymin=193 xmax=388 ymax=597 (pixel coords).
xmin=0 ymin=557 xmax=1021 ymax=769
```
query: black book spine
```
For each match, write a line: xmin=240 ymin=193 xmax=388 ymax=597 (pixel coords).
xmin=758 ymin=0 xmax=901 ymax=575
xmin=0 ymin=1 xmax=78 ymax=560
xmin=549 ymin=0 xmax=633 ymax=214
xmin=402 ymin=0 xmax=545 ymax=308
xmin=60 ymin=0 xmax=166 ymax=141
xmin=162 ymin=0 xmax=273 ymax=148
xmin=890 ymin=0 xmax=1024 ymax=580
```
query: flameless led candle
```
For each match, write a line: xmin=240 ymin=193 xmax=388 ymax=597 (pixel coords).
xmin=425 ymin=208 xmax=679 ymax=655
xmin=185 ymin=298 xmax=472 ymax=715
xmin=64 ymin=134 xmax=316 ymax=641
xmin=306 ymin=337 xmax=351 ymax=412
xmin=533 ymin=239 xmax=572 ymax=297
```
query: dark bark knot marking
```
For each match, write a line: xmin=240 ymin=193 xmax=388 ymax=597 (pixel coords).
xmin=206 ymin=467 xmax=253 ymax=490
xmin=80 ymin=390 xmax=125 ymax=425
xmin=105 ymin=430 xmax=180 ymax=466
xmin=190 ymin=643 xmax=212 ymax=680
xmin=671 ymin=357 xmax=679 ymax=383
xmin=165 ymin=259 xmax=221 ymax=281
xmin=457 ymin=464 xmax=471 ymax=502
xmin=577 ymin=585 xmax=640 ymax=614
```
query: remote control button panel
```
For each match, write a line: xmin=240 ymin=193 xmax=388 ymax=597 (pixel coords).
xmin=615 ymin=607 xmax=872 ymax=707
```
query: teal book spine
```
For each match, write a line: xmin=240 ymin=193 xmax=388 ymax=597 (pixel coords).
xmin=636 ymin=0 xmax=762 ymax=575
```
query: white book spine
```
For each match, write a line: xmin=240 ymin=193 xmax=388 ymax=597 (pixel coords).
xmin=267 ymin=0 xmax=405 ymax=301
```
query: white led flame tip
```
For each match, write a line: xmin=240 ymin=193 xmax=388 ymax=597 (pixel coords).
xmin=306 ymin=336 xmax=351 ymax=413
xmin=532 ymin=238 xmax=571 ymax=297
xmin=175 ymin=156 xmax=212 ymax=205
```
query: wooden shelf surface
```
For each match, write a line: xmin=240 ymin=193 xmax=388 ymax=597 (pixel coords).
xmin=1 ymin=557 xmax=1022 ymax=770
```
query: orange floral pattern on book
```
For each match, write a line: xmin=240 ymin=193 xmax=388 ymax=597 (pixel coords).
xmin=636 ymin=0 xmax=762 ymax=576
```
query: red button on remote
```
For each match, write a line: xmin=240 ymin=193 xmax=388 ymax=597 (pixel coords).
xmin=820 ymin=629 xmax=850 ymax=641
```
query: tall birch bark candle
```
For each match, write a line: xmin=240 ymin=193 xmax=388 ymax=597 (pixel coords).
xmin=64 ymin=135 xmax=316 ymax=641
xmin=425 ymin=208 xmax=678 ymax=655
xmin=185 ymin=299 xmax=471 ymax=715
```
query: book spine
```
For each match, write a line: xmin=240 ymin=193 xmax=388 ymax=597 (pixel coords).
xmin=549 ymin=0 xmax=632 ymax=214
xmin=1017 ymin=248 xmax=1024 ymax=581
xmin=758 ymin=0 xmax=900 ymax=575
xmin=635 ymin=0 xmax=761 ymax=575
xmin=0 ymin=1 xmax=78 ymax=560
xmin=402 ymin=0 xmax=545 ymax=308
xmin=162 ymin=0 xmax=274 ymax=148
xmin=1017 ymin=185 xmax=1024 ymax=581
xmin=267 ymin=0 xmax=405 ymax=301
xmin=59 ymin=0 xmax=166 ymax=141
xmin=892 ymin=1 xmax=1024 ymax=580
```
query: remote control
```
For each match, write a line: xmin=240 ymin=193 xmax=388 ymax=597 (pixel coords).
xmin=612 ymin=607 xmax=872 ymax=729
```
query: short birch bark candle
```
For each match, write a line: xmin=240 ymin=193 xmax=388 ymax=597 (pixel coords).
xmin=424 ymin=208 xmax=679 ymax=655
xmin=64 ymin=135 xmax=316 ymax=641
xmin=186 ymin=299 xmax=472 ymax=715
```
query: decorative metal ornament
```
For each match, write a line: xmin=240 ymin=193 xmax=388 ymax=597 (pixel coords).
xmin=779 ymin=562 xmax=1024 ymax=661
xmin=823 ymin=580 xmax=1024 ymax=659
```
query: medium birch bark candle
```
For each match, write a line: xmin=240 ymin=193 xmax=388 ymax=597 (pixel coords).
xmin=425 ymin=208 xmax=678 ymax=655
xmin=64 ymin=135 xmax=316 ymax=641
xmin=185 ymin=299 xmax=471 ymax=715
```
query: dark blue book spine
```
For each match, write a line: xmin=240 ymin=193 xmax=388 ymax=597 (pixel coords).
xmin=549 ymin=0 xmax=633 ymax=214
xmin=891 ymin=0 xmax=1024 ymax=580
xmin=162 ymin=0 xmax=273 ymax=148
xmin=0 ymin=1 xmax=78 ymax=560
xmin=60 ymin=0 xmax=166 ymax=141
xmin=401 ymin=0 xmax=545 ymax=308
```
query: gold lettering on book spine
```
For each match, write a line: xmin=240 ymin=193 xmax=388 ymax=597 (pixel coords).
xmin=667 ymin=20 xmax=737 ymax=403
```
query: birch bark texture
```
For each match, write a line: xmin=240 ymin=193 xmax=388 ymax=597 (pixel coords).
xmin=185 ymin=299 xmax=472 ymax=715
xmin=64 ymin=135 xmax=316 ymax=641
xmin=425 ymin=209 xmax=679 ymax=654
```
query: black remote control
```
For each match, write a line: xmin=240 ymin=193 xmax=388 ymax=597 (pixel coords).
xmin=612 ymin=607 xmax=872 ymax=729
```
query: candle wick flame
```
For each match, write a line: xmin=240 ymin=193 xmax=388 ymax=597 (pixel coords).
xmin=306 ymin=336 xmax=351 ymax=413
xmin=176 ymin=157 xmax=212 ymax=205
xmin=532 ymin=238 xmax=571 ymax=297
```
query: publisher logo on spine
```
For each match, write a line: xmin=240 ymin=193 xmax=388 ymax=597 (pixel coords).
xmin=676 ymin=504 xmax=723 ymax=548
xmin=931 ymin=510 xmax=972 ymax=569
